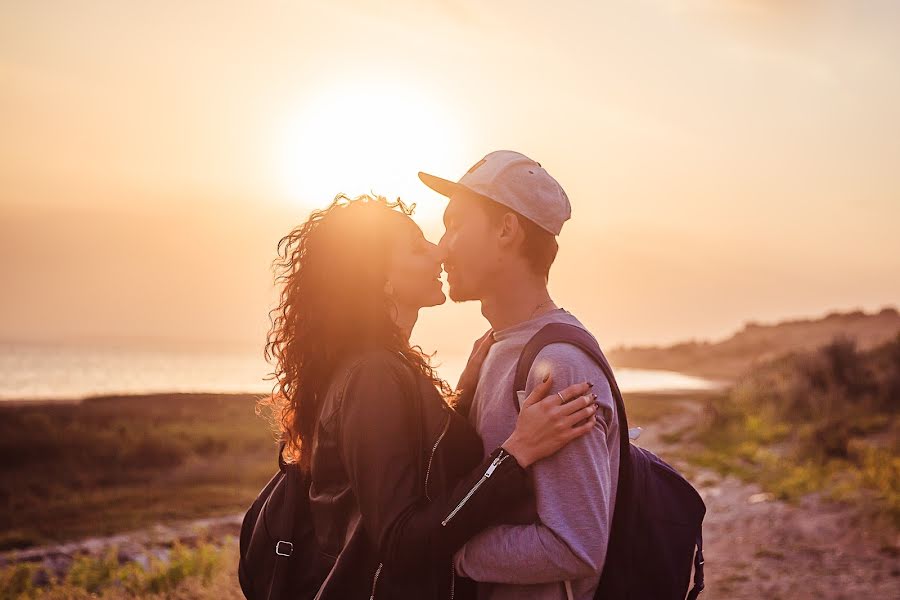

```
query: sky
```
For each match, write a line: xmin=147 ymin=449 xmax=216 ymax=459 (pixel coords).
xmin=2 ymin=0 xmax=899 ymax=362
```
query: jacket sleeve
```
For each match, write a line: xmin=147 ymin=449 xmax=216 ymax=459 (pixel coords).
xmin=338 ymin=353 xmax=530 ymax=571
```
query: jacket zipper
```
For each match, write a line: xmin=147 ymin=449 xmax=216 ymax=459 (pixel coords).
xmin=369 ymin=562 xmax=383 ymax=600
xmin=449 ymin=561 xmax=456 ymax=600
xmin=441 ymin=450 xmax=509 ymax=526
xmin=371 ymin=412 xmax=451 ymax=598
xmin=425 ymin=412 xmax=452 ymax=501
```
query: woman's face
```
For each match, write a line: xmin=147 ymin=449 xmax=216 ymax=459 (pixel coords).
xmin=386 ymin=219 xmax=446 ymax=310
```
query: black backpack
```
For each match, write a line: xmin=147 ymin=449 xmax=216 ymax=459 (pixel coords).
xmin=238 ymin=442 xmax=327 ymax=600
xmin=514 ymin=323 xmax=706 ymax=600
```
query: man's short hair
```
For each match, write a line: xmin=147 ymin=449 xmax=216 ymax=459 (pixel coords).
xmin=476 ymin=195 xmax=559 ymax=280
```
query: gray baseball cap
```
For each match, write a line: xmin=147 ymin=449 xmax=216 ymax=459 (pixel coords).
xmin=418 ymin=150 xmax=572 ymax=235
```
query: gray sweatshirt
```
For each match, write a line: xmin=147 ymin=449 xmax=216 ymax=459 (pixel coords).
xmin=453 ymin=308 xmax=620 ymax=600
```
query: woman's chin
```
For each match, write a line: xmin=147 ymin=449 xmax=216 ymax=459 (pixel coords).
xmin=422 ymin=290 xmax=447 ymax=308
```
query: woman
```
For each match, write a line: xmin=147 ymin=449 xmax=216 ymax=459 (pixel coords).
xmin=259 ymin=194 xmax=598 ymax=599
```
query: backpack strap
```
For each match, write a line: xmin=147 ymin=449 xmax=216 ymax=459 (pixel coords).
xmin=512 ymin=323 xmax=635 ymax=596
xmin=686 ymin=532 xmax=705 ymax=600
xmin=514 ymin=323 xmax=706 ymax=600
xmin=512 ymin=322 xmax=631 ymax=476
xmin=267 ymin=440 xmax=300 ymax=600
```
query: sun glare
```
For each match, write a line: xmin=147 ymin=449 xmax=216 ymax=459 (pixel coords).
xmin=277 ymin=80 xmax=466 ymax=228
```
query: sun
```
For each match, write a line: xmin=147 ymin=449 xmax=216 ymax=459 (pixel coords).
xmin=277 ymin=79 xmax=467 ymax=228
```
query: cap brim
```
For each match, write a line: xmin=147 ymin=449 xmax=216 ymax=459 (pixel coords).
xmin=418 ymin=172 xmax=461 ymax=198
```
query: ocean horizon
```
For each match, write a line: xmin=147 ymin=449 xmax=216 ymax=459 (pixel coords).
xmin=0 ymin=341 xmax=722 ymax=402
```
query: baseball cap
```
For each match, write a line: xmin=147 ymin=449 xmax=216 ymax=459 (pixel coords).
xmin=418 ymin=150 xmax=572 ymax=236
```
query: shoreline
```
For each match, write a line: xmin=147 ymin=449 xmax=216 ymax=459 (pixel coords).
xmin=0 ymin=382 xmax=729 ymax=407
xmin=0 ymin=390 xmax=269 ymax=408
xmin=0 ymin=384 xmax=732 ymax=410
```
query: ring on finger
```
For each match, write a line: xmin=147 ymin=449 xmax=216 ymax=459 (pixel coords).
xmin=556 ymin=391 xmax=565 ymax=403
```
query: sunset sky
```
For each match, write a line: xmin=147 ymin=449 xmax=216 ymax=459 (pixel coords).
xmin=2 ymin=1 xmax=898 ymax=362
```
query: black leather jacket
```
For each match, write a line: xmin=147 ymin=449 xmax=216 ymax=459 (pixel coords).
xmin=308 ymin=349 xmax=529 ymax=600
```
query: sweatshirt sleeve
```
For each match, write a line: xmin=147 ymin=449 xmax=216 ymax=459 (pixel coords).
xmin=453 ymin=343 xmax=620 ymax=584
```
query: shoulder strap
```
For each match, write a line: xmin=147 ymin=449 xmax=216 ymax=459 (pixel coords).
xmin=686 ymin=532 xmax=705 ymax=600
xmin=514 ymin=323 xmax=706 ymax=600
xmin=267 ymin=440 xmax=299 ymax=600
xmin=512 ymin=323 xmax=630 ymax=475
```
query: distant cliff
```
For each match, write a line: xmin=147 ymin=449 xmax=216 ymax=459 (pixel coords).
xmin=608 ymin=307 xmax=900 ymax=380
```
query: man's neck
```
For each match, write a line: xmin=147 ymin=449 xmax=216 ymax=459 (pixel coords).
xmin=480 ymin=276 xmax=555 ymax=332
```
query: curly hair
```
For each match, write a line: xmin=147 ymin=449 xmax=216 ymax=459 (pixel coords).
xmin=257 ymin=193 xmax=452 ymax=469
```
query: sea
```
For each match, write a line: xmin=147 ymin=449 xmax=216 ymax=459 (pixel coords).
xmin=0 ymin=341 xmax=720 ymax=402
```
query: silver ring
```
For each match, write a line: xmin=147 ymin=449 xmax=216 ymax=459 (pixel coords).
xmin=556 ymin=391 xmax=565 ymax=403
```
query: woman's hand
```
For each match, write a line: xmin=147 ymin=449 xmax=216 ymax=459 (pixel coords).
xmin=455 ymin=328 xmax=495 ymax=395
xmin=501 ymin=374 xmax=597 ymax=468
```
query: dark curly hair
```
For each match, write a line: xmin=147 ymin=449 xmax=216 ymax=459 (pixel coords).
xmin=258 ymin=193 xmax=451 ymax=468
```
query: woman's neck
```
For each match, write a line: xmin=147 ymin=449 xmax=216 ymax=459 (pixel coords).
xmin=393 ymin=303 xmax=419 ymax=341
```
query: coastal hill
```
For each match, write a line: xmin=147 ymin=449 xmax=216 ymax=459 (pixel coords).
xmin=607 ymin=307 xmax=900 ymax=380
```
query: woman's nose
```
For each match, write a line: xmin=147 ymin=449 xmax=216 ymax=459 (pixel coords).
xmin=429 ymin=241 xmax=447 ymax=263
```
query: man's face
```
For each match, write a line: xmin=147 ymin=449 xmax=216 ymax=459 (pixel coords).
xmin=438 ymin=191 xmax=501 ymax=302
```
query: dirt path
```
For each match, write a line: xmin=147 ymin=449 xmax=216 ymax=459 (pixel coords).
xmin=637 ymin=398 xmax=900 ymax=599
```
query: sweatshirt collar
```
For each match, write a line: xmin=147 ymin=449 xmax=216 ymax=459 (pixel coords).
xmin=492 ymin=307 xmax=569 ymax=343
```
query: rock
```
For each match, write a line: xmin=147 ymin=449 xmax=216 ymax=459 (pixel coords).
xmin=748 ymin=492 xmax=775 ymax=504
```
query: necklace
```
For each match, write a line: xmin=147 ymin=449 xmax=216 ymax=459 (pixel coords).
xmin=528 ymin=298 xmax=556 ymax=320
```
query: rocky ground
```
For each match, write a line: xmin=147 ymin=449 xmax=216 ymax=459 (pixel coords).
xmin=636 ymin=399 xmax=900 ymax=599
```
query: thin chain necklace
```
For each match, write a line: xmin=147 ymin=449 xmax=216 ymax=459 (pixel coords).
xmin=528 ymin=298 xmax=556 ymax=320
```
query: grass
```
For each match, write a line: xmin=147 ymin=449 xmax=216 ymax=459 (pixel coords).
xmin=0 ymin=387 xmax=712 ymax=598
xmin=0 ymin=538 xmax=244 ymax=599
xmin=0 ymin=387 xmax=705 ymax=551
xmin=619 ymin=390 xmax=709 ymax=425
xmin=682 ymin=335 xmax=900 ymax=527
xmin=0 ymin=393 xmax=278 ymax=551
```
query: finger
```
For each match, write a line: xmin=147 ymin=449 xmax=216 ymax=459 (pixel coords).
xmin=566 ymin=416 xmax=597 ymax=440
xmin=521 ymin=373 xmax=553 ymax=410
xmin=472 ymin=328 xmax=494 ymax=353
xmin=556 ymin=392 xmax=597 ymax=417
xmin=562 ymin=401 xmax=597 ymax=428
xmin=553 ymin=381 xmax=593 ymax=406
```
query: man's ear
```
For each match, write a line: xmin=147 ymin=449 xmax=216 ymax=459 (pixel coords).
xmin=497 ymin=211 xmax=523 ymax=248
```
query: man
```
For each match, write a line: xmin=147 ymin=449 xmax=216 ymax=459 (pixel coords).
xmin=418 ymin=150 xmax=620 ymax=600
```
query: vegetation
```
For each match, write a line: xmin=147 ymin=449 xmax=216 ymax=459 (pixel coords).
xmin=0 ymin=538 xmax=243 ymax=600
xmin=621 ymin=390 xmax=716 ymax=427
xmin=687 ymin=334 xmax=900 ymax=526
xmin=0 ymin=393 xmax=277 ymax=551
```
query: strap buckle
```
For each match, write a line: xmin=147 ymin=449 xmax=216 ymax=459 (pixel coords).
xmin=275 ymin=540 xmax=294 ymax=556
